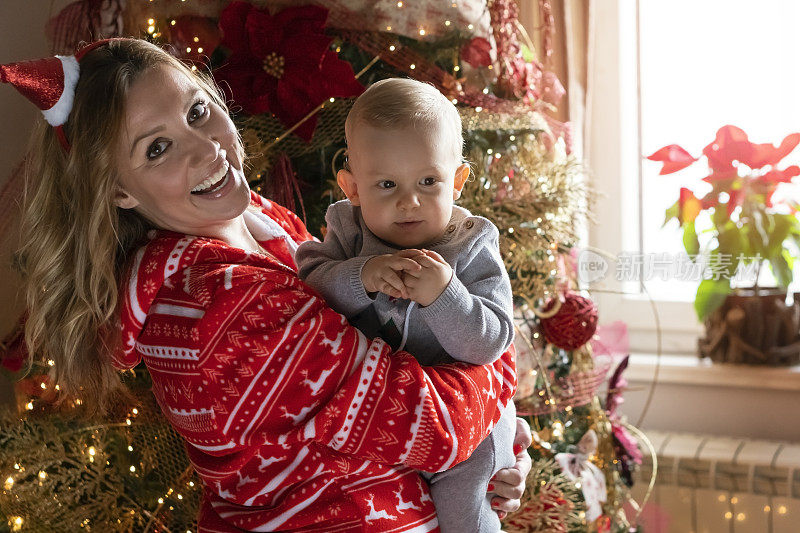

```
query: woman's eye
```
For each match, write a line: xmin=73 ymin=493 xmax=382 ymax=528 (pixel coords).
xmin=379 ymin=180 xmax=396 ymax=189
xmin=421 ymin=177 xmax=437 ymax=186
xmin=146 ymin=139 xmax=171 ymax=160
xmin=188 ymin=101 xmax=208 ymax=123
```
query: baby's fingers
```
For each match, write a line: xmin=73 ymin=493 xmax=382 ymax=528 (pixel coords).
xmin=380 ymin=271 xmax=408 ymax=299
xmin=422 ymin=249 xmax=447 ymax=264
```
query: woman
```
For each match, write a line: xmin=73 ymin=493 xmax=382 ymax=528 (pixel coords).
xmin=10 ymin=38 xmax=529 ymax=532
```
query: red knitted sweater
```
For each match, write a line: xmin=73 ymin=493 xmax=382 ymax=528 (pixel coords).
xmin=112 ymin=193 xmax=516 ymax=532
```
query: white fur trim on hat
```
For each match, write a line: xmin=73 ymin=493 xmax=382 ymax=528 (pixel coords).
xmin=41 ymin=55 xmax=79 ymax=127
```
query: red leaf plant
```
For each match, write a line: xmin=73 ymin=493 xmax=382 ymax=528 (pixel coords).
xmin=647 ymin=125 xmax=800 ymax=320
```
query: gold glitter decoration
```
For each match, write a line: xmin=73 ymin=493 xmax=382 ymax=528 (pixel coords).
xmin=502 ymin=457 xmax=586 ymax=532
xmin=236 ymin=98 xmax=355 ymax=179
xmin=459 ymin=105 xmax=550 ymax=132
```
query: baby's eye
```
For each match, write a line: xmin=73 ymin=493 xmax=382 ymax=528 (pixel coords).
xmin=378 ymin=180 xmax=396 ymax=189
xmin=147 ymin=139 xmax=171 ymax=160
xmin=421 ymin=177 xmax=438 ymax=186
xmin=188 ymin=101 xmax=208 ymax=123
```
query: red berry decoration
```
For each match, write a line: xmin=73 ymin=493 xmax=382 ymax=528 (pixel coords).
xmin=540 ymin=292 xmax=598 ymax=350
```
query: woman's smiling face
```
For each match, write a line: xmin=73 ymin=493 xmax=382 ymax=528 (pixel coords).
xmin=114 ymin=65 xmax=251 ymax=236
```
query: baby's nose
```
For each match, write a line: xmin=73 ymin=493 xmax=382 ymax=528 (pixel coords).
xmin=398 ymin=192 xmax=421 ymax=210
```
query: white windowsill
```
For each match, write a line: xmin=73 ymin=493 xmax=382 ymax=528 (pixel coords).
xmin=628 ymin=353 xmax=800 ymax=392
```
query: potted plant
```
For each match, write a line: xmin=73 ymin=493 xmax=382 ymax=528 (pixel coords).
xmin=647 ymin=125 xmax=800 ymax=364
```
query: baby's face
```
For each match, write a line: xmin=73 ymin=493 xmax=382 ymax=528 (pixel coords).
xmin=340 ymin=124 xmax=468 ymax=248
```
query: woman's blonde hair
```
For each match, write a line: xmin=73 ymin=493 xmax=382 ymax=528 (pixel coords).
xmin=19 ymin=39 xmax=237 ymax=416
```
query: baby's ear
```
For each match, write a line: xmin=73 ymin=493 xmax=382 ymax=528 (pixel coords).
xmin=337 ymin=169 xmax=360 ymax=206
xmin=452 ymin=163 xmax=470 ymax=200
xmin=114 ymin=187 xmax=139 ymax=209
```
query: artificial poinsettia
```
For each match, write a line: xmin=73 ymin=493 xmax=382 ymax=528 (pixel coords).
xmin=214 ymin=1 xmax=363 ymax=141
xmin=648 ymin=125 xmax=800 ymax=320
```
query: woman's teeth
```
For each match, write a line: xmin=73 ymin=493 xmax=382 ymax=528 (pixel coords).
xmin=191 ymin=161 xmax=230 ymax=194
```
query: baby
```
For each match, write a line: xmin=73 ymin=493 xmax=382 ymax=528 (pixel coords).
xmin=296 ymin=78 xmax=516 ymax=533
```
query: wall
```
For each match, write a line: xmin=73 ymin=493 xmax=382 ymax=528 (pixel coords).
xmin=0 ymin=0 xmax=72 ymax=406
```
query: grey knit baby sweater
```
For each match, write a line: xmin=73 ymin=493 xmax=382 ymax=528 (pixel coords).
xmin=296 ymin=200 xmax=514 ymax=366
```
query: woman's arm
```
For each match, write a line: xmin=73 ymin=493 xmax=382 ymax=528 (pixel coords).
xmin=187 ymin=263 xmax=516 ymax=473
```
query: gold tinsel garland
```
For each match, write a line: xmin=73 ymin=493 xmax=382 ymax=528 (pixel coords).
xmin=459 ymin=135 xmax=589 ymax=305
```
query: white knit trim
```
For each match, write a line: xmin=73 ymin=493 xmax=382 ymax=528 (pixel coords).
xmin=41 ymin=55 xmax=79 ymax=126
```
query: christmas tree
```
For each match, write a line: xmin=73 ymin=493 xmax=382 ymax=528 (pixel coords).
xmin=1 ymin=1 xmax=648 ymax=531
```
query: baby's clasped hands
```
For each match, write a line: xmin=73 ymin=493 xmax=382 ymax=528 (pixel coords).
xmin=361 ymin=249 xmax=452 ymax=305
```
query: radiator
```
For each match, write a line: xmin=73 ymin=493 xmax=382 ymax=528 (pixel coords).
xmin=633 ymin=431 xmax=800 ymax=533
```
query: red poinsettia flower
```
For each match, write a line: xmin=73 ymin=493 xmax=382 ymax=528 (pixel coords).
xmin=678 ymin=187 xmax=702 ymax=224
xmin=646 ymin=144 xmax=697 ymax=175
xmin=214 ymin=1 xmax=364 ymax=141
xmin=702 ymin=125 xmax=800 ymax=174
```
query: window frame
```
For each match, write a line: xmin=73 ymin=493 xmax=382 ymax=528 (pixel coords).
xmin=586 ymin=0 xmax=703 ymax=355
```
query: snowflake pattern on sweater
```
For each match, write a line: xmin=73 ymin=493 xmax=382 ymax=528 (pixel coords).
xmin=112 ymin=192 xmax=516 ymax=532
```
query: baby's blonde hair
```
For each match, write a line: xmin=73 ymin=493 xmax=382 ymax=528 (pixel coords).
xmin=344 ymin=78 xmax=464 ymax=162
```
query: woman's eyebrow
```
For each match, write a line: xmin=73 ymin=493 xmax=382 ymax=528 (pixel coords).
xmin=130 ymin=126 xmax=165 ymax=157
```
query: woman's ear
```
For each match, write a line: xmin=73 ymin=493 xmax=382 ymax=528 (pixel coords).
xmin=452 ymin=163 xmax=470 ymax=200
xmin=337 ymin=169 xmax=360 ymax=206
xmin=114 ymin=187 xmax=139 ymax=209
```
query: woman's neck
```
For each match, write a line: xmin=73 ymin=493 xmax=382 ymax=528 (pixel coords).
xmin=209 ymin=215 xmax=262 ymax=253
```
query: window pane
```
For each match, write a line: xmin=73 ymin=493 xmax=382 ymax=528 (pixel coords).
xmin=638 ymin=0 xmax=800 ymax=301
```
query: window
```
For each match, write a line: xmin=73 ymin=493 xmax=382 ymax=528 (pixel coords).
xmin=587 ymin=0 xmax=800 ymax=354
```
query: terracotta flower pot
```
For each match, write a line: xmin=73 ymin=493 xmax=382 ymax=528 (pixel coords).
xmin=697 ymin=288 xmax=800 ymax=365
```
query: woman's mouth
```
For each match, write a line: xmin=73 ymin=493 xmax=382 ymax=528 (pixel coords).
xmin=191 ymin=161 xmax=231 ymax=196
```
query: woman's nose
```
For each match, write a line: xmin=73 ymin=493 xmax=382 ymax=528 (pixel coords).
xmin=186 ymin=131 xmax=221 ymax=169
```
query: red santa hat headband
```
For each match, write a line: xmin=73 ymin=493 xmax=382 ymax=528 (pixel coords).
xmin=0 ymin=39 xmax=123 ymax=151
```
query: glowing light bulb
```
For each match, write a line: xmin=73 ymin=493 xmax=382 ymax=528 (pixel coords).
xmin=129 ymin=466 xmax=136 ymax=473
xmin=4 ymin=476 xmax=13 ymax=490
xmin=193 ymin=36 xmax=199 ymax=42
xmin=409 ymin=64 xmax=416 ymax=69
xmin=147 ymin=18 xmax=155 ymax=25
xmin=197 ymin=47 xmax=203 ymax=53
xmin=88 ymin=447 xmax=96 ymax=456
xmin=148 ymin=25 xmax=155 ymax=34
xmin=419 ymin=29 xmax=426 ymax=36
xmin=445 ymin=20 xmax=451 ymax=26
xmin=389 ymin=45 xmax=396 ymax=51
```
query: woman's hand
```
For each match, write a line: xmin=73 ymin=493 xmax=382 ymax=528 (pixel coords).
xmin=488 ymin=417 xmax=532 ymax=519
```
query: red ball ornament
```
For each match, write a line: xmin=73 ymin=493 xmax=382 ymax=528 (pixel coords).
xmin=539 ymin=292 xmax=598 ymax=350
